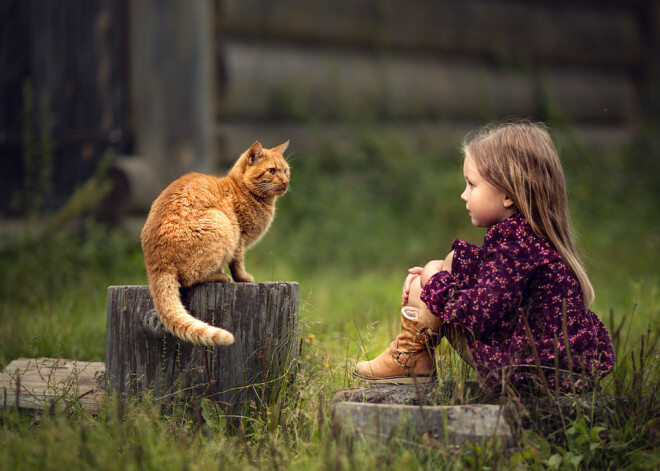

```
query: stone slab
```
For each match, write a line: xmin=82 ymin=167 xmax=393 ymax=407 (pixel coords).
xmin=331 ymin=401 xmax=514 ymax=448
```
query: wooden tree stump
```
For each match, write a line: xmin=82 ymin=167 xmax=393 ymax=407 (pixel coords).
xmin=105 ymin=282 xmax=299 ymax=413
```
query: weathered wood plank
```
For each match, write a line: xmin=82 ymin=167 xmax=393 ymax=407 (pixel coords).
xmin=214 ymin=121 xmax=472 ymax=166
xmin=217 ymin=41 xmax=636 ymax=125
xmin=105 ymin=282 xmax=299 ymax=413
xmin=218 ymin=41 xmax=537 ymax=122
xmin=216 ymin=0 xmax=641 ymax=69
xmin=0 ymin=358 xmax=105 ymax=413
xmin=542 ymin=70 xmax=637 ymax=123
xmin=102 ymin=155 xmax=165 ymax=218
xmin=213 ymin=122 xmax=634 ymax=166
xmin=128 ymin=0 xmax=217 ymax=186
xmin=0 ymin=0 xmax=131 ymax=213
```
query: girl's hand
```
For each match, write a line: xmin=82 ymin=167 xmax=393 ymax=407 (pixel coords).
xmin=402 ymin=252 xmax=454 ymax=305
xmin=402 ymin=267 xmax=423 ymax=305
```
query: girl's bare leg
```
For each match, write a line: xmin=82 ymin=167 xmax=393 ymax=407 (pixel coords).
xmin=407 ymin=277 xmax=476 ymax=368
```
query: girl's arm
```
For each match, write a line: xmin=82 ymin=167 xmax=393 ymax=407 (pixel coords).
xmin=421 ymin=222 xmax=538 ymax=337
xmin=402 ymin=251 xmax=454 ymax=305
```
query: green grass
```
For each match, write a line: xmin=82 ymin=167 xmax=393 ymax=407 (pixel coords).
xmin=1 ymin=124 xmax=659 ymax=469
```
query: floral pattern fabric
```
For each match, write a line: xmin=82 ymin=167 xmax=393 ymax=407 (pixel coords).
xmin=421 ymin=214 xmax=615 ymax=392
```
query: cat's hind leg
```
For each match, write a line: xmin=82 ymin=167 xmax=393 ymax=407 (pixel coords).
xmin=183 ymin=209 xmax=238 ymax=285
xmin=205 ymin=269 xmax=231 ymax=283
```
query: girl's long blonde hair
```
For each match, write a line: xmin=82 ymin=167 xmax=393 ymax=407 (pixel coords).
xmin=463 ymin=120 xmax=594 ymax=307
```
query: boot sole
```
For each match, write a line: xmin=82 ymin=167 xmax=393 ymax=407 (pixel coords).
xmin=352 ymin=370 xmax=435 ymax=385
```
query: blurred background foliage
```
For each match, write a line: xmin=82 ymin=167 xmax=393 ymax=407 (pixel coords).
xmin=0 ymin=117 xmax=658 ymax=367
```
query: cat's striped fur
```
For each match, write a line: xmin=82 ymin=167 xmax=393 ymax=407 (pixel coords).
xmin=140 ymin=141 xmax=290 ymax=346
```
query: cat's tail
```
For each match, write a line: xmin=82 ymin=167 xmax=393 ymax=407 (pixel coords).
xmin=148 ymin=271 xmax=235 ymax=346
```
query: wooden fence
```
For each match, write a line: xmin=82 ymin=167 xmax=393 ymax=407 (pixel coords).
xmin=1 ymin=0 xmax=657 ymax=214
xmin=211 ymin=0 xmax=652 ymax=164
xmin=0 ymin=0 xmax=130 ymax=214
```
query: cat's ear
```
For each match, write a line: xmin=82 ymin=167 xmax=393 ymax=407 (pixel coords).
xmin=272 ymin=140 xmax=290 ymax=155
xmin=247 ymin=141 xmax=263 ymax=164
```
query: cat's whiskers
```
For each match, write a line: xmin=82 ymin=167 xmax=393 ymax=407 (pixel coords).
xmin=253 ymin=181 xmax=281 ymax=197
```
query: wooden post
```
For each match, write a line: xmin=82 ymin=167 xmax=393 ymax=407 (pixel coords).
xmin=128 ymin=0 xmax=216 ymax=187
xmin=105 ymin=282 xmax=298 ymax=413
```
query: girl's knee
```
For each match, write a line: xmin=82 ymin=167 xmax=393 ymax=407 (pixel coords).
xmin=407 ymin=277 xmax=425 ymax=309
xmin=420 ymin=259 xmax=444 ymax=285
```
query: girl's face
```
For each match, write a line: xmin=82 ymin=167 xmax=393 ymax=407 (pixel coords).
xmin=461 ymin=152 xmax=515 ymax=228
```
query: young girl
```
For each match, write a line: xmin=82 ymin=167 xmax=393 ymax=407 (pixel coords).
xmin=354 ymin=121 xmax=615 ymax=393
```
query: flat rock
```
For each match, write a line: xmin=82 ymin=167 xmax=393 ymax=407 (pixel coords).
xmin=333 ymin=381 xmax=496 ymax=406
xmin=332 ymin=401 xmax=514 ymax=448
xmin=332 ymin=381 xmax=616 ymax=448
xmin=332 ymin=381 xmax=513 ymax=447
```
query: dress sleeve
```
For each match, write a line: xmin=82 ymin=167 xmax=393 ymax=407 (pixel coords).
xmin=421 ymin=221 xmax=540 ymax=338
xmin=590 ymin=310 xmax=616 ymax=374
xmin=450 ymin=239 xmax=482 ymax=289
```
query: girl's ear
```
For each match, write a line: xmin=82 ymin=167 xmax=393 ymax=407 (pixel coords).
xmin=503 ymin=194 xmax=515 ymax=209
xmin=247 ymin=141 xmax=263 ymax=164
xmin=272 ymin=140 xmax=290 ymax=155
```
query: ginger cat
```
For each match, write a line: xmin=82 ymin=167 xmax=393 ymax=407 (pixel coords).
xmin=140 ymin=140 xmax=290 ymax=346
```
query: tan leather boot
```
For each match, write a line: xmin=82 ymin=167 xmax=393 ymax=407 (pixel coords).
xmin=353 ymin=307 xmax=439 ymax=384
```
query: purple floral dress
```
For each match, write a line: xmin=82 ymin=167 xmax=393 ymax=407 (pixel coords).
xmin=421 ymin=214 xmax=615 ymax=393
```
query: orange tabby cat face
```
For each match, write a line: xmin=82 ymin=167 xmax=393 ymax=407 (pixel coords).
xmin=242 ymin=141 xmax=290 ymax=198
